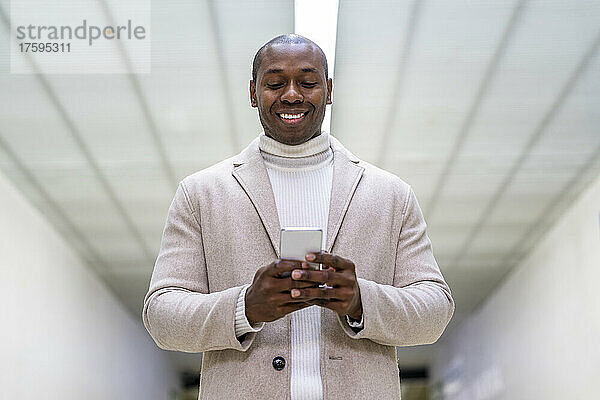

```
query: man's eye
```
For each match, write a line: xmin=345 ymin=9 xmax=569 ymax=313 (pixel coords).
xmin=266 ymin=83 xmax=284 ymax=89
xmin=302 ymin=82 xmax=317 ymax=88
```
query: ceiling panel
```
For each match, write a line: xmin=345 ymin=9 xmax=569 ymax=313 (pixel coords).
xmin=0 ymin=76 xmax=92 ymax=166
xmin=332 ymin=0 xmax=414 ymax=161
xmin=212 ymin=0 xmax=295 ymax=147
xmin=428 ymin=223 xmax=472 ymax=269
xmin=47 ymin=76 xmax=168 ymax=164
xmin=384 ymin=0 xmax=519 ymax=202
xmin=460 ymin=223 xmax=530 ymax=261
xmin=139 ymin=0 xmax=234 ymax=179
xmin=107 ymin=268 xmax=154 ymax=315
xmin=0 ymin=75 xmax=140 ymax=271
xmin=431 ymin=0 xmax=600 ymax=269
xmin=478 ymin=47 xmax=600 ymax=268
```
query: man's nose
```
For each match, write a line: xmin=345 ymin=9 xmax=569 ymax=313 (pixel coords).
xmin=281 ymin=82 xmax=303 ymax=104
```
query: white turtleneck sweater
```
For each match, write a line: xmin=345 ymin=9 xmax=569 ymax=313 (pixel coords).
xmin=235 ymin=131 xmax=331 ymax=400
xmin=234 ymin=131 xmax=362 ymax=399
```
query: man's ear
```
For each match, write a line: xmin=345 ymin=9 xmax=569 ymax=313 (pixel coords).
xmin=249 ymin=80 xmax=258 ymax=108
xmin=326 ymin=78 xmax=333 ymax=105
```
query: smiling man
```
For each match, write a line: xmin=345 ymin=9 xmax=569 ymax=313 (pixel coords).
xmin=142 ymin=34 xmax=454 ymax=399
xmin=249 ymin=36 xmax=331 ymax=146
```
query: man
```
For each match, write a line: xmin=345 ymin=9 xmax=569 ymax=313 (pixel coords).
xmin=142 ymin=34 xmax=454 ymax=399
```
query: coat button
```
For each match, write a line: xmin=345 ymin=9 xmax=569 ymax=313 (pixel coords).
xmin=272 ymin=356 xmax=286 ymax=371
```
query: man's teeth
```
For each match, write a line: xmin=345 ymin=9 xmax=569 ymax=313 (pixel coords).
xmin=280 ymin=113 xmax=305 ymax=119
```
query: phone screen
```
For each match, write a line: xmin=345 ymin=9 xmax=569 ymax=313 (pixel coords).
xmin=280 ymin=227 xmax=323 ymax=271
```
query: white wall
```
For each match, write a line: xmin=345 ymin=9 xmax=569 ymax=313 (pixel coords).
xmin=431 ymin=173 xmax=600 ymax=400
xmin=0 ymin=171 xmax=178 ymax=399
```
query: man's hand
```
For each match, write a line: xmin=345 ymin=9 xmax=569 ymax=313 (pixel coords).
xmin=245 ymin=259 xmax=321 ymax=324
xmin=289 ymin=252 xmax=363 ymax=319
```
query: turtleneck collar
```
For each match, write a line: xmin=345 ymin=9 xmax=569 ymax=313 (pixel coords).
xmin=259 ymin=131 xmax=330 ymax=158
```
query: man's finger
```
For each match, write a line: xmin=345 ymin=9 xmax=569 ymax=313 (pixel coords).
xmin=269 ymin=293 xmax=308 ymax=305
xmin=269 ymin=259 xmax=303 ymax=276
xmin=289 ymin=279 xmax=324 ymax=290
xmin=305 ymin=252 xmax=354 ymax=271
xmin=290 ymin=287 xmax=351 ymax=301
xmin=269 ymin=277 xmax=323 ymax=292
xmin=290 ymin=268 xmax=349 ymax=287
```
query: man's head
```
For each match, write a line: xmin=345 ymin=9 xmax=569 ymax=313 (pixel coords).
xmin=250 ymin=34 xmax=333 ymax=145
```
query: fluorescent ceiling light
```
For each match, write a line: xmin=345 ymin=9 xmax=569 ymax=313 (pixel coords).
xmin=294 ymin=0 xmax=339 ymax=135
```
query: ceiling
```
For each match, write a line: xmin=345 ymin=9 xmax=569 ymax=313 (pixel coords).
xmin=0 ymin=0 xmax=598 ymax=372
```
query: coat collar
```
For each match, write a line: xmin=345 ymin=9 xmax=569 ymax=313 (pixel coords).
xmin=324 ymin=136 xmax=363 ymax=252
xmin=231 ymin=135 xmax=364 ymax=256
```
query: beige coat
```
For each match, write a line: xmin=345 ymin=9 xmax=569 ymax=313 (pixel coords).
xmin=142 ymin=136 xmax=454 ymax=399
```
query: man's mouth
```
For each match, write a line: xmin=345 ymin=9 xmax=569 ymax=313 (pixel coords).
xmin=277 ymin=111 xmax=308 ymax=124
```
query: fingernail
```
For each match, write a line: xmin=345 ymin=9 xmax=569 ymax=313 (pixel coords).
xmin=291 ymin=289 xmax=300 ymax=297
xmin=292 ymin=270 xmax=302 ymax=279
xmin=306 ymin=253 xmax=315 ymax=261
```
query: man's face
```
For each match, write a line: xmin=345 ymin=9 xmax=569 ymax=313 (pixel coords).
xmin=250 ymin=43 xmax=332 ymax=145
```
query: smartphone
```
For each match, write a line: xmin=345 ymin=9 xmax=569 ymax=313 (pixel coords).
xmin=280 ymin=227 xmax=323 ymax=272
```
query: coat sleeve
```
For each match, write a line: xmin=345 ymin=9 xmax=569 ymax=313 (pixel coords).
xmin=337 ymin=186 xmax=455 ymax=346
xmin=141 ymin=181 xmax=256 ymax=352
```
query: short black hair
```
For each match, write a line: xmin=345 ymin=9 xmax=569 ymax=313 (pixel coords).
xmin=252 ymin=34 xmax=328 ymax=82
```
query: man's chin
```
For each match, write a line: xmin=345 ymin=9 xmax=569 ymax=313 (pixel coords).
xmin=265 ymin=130 xmax=319 ymax=146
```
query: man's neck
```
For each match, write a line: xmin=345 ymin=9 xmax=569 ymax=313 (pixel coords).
xmin=259 ymin=131 xmax=330 ymax=158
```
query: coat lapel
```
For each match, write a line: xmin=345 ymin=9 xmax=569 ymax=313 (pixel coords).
xmin=231 ymin=135 xmax=364 ymax=257
xmin=326 ymin=136 xmax=365 ymax=252
xmin=232 ymin=138 xmax=281 ymax=257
